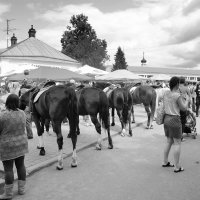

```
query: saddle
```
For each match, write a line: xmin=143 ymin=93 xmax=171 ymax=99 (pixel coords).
xmin=103 ymin=86 xmax=118 ymax=98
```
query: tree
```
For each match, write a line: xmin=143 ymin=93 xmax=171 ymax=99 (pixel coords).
xmin=112 ymin=47 xmax=128 ymax=71
xmin=61 ymin=14 xmax=109 ymax=69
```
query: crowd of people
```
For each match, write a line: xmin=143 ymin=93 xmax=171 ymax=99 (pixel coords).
xmin=0 ymin=76 xmax=199 ymax=199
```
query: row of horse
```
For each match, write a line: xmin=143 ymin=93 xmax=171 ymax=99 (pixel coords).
xmin=18 ymin=82 xmax=165 ymax=170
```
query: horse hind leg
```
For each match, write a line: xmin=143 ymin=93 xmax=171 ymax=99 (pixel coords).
xmin=144 ymin=106 xmax=152 ymax=129
xmin=90 ymin=115 xmax=102 ymax=150
xmin=33 ymin=116 xmax=46 ymax=156
xmin=52 ymin=121 xmax=64 ymax=170
xmin=68 ymin=116 xmax=78 ymax=168
xmin=117 ymin=110 xmax=126 ymax=137
xmin=131 ymin=106 xmax=135 ymax=123
xmin=111 ymin=107 xmax=115 ymax=126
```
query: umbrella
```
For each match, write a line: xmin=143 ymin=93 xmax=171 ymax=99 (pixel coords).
xmin=7 ymin=66 xmax=92 ymax=81
xmin=75 ymin=65 xmax=108 ymax=76
xmin=95 ymin=69 xmax=144 ymax=81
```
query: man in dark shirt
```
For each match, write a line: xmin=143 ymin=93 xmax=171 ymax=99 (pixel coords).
xmin=179 ymin=77 xmax=190 ymax=141
xmin=195 ymin=82 xmax=200 ymax=117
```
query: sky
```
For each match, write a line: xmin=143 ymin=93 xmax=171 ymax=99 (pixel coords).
xmin=0 ymin=0 xmax=200 ymax=69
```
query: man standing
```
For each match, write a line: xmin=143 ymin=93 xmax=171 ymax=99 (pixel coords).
xmin=19 ymin=79 xmax=33 ymax=139
xmin=195 ymin=82 xmax=200 ymax=117
xmin=179 ymin=77 xmax=190 ymax=140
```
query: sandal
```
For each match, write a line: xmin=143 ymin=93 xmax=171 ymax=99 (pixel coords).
xmin=162 ymin=162 xmax=174 ymax=167
xmin=174 ymin=167 xmax=184 ymax=173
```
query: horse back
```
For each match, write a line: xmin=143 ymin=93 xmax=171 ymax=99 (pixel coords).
xmin=76 ymin=87 xmax=108 ymax=115
xmin=110 ymin=88 xmax=132 ymax=109
xmin=35 ymin=85 xmax=77 ymax=119
xmin=132 ymin=85 xmax=156 ymax=105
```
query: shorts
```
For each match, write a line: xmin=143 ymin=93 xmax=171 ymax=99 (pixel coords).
xmin=164 ymin=114 xmax=182 ymax=139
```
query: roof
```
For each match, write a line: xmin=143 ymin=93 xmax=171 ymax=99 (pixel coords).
xmin=128 ymin=66 xmax=200 ymax=77
xmin=0 ymin=37 xmax=79 ymax=64
xmin=6 ymin=66 xmax=92 ymax=81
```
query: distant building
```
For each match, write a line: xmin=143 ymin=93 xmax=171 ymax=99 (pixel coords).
xmin=105 ymin=65 xmax=200 ymax=82
xmin=0 ymin=25 xmax=81 ymax=76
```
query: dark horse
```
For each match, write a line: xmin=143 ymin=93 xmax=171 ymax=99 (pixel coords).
xmin=109 ymin=88 xmax=133 ymax=137
xmin=126 ymin=85 xmax=157 ymax=129
xmin=75 ymin=87 xmax=113 ymax=150
xmin=19 ymin=85 xmax=79 ymax=170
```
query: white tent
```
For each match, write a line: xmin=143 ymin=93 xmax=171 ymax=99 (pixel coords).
xmin=150 ymin=74 xmax=171 ymax=81
xmin=95 ymin=69 xmax=144 ymax=80
xmin=75 ymin=65 xmax=108 ymax=76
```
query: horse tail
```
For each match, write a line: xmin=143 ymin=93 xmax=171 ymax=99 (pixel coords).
xmin=99 ymin=91 xmax=110 ymax=129
xmin=67 ymin=88 xmax=78 ymax=134
xmin=122 ymin=90 xmax=131 ymax=125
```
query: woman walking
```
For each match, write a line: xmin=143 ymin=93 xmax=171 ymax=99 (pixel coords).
xmin=162 ymin=77 xmax=189 ymax=173
xmin=0 ymin=94 xmax=28 ymax=199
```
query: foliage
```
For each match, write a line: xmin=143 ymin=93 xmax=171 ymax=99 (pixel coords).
xmin=61 ymin=14 xmax=109 ymax=69
xmin=112 ymin=47 xmax=128 ymax=71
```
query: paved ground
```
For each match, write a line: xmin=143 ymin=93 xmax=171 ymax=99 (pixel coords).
xmin=4 ymin=111 xmax=200 ymax=200
xmin=0 ymin=105 xmax=147 ymax=186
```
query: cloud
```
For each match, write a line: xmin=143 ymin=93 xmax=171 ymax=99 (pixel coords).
xmin=34 ymin=1 xmax=200 ymax=68
xmin=26 ymin=3 xmax=36 ymax=10
xmin=183 ymin=0 xmax=200 ymax=15
xmin=0 ymin=3 xmax=10 ymax=21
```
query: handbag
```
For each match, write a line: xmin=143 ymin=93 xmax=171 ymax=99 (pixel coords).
xmin=156 ymin=94 xmax=166 ymax=125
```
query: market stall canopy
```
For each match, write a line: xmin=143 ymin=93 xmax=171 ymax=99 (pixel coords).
xmin=150 ymin=74 xmax=171 ymax=81
xmin=75 ymin=65 xmax=108 ymax=76
xmin=95 ymin=69 xmax=144 ymax=81
xmin=6 ymin=66 xmax=92 ymax=81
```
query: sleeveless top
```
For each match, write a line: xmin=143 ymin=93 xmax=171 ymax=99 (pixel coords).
xmin=0 ymin=109 xmax=28 ymax=161
xmin=164 ymin=91 xmax=180 ymax=116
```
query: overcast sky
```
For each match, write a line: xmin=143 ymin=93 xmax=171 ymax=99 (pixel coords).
xmin=0 ymin=0 xmax=200 ymax=69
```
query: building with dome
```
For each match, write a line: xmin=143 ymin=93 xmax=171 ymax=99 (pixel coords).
xmin=0 ymin=25 xmax=81 ymax=76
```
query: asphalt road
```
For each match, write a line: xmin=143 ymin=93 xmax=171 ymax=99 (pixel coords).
xmin=7 ymin=120 xmax=200 ymax=200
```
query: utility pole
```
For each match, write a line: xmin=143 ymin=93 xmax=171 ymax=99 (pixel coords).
xmin=4 ymin=19 xmax=16 ymax=48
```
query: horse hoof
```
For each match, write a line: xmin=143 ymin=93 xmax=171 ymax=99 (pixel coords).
xmin=56 ymin=166 xmax=63 ymax=170
xmin=96 ymin=144 xmax=101 ymax=150
xmin=108 ymin=144 xmax=113 ymax=149
xmin=150 ymin=125 xmax=153 ymax=129
xmin=71 ymin=160 xmax=78 ymax=168
xmin=67 ymin=133 xmax=71 ymax=138
xmin=39 ymin=148 xmax=46 ymax=156
xmin=132 ymin=121 xmax=135 ymax=124
xmin=120 ymin=133 xmax=125 ymax=137
xmin=111 ymin=122 xmax=115 ymax=126
xmin=129 ymin=131 xmax=132 ymax=136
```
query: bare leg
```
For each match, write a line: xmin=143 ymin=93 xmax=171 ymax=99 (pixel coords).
xmin=163 ymin=137 xmax=173 ymax=164
xmin=173 ymin=138 xmax=182 ymax=170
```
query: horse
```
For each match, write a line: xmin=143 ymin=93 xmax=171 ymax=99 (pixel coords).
xmin=94 ymin=82 xmax=132 ymax=137
xmin=108 ymin=87 xmax=133 ymax=137
xmin=126 ymin=85 xmax=157 ymax=129
xmin=74 ymin=87 xmax=113 ymax=150
xmin=19 ymin=85 xmax=79 ymax=170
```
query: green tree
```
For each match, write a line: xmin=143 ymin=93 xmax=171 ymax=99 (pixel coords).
xmin=112 ymin=47 xmax=128 ymax=71
xmin=61 ymin=14 xmax=109 ymax=69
